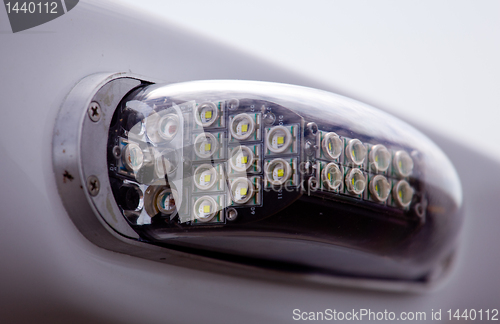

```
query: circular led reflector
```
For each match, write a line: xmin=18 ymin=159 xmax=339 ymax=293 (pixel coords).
xmin=322 ymin=132 xmax=342 ymax=160
xmin=322 ymin=163 xmax=342 ymax=190
xmin=194 ymin=133 xmax=218 ymax=159
xmin=194 ymin=196 xmax=218 ymax=222
xmin=393 ymin=179 xmax=414 ymax=208
xmin=230 ymin=113 xmax=255 ymax=141
xmin=345 ymin=139 xmax=366 ymax=166
xmin=369 ymin=144 xmax=391 ymax=173
xmin=267 ymin=126 xmax=292 ymax=154
xmin=230 ymin=177 xmax=254 ymax=204
xmin=156 ymin=188 xmax=178 ymax=215
xmin=393 ymin=150 xmax=414 ymax=177
xmin=229 ymin=146 xmax=254 ymax=172
xmin=369 ymin=175 xmax=391 ymax=202
xmin=345 ymin=168 xmax=366 ymax=195
xmin=266 ymin=158 xmax=292 ymax=186
xmin=157 ymin=114 xmax=179 ymax=141
xmin=194 ymin=102 xmax=218 ymax=127
xmin=122 ymin=143 xmax=144 ymax=171
xmin=193 ymin=164 xmax=218 ymax=190
xmin=155 ymin=149 xmax=179 ymax=177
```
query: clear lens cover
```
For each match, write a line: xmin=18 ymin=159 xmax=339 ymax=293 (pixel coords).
xmin=104 ymin=80 xmax=463 ymax=282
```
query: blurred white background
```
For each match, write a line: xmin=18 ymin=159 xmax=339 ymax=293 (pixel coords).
xmin=122 ymin=0 xmax=500 ymax=161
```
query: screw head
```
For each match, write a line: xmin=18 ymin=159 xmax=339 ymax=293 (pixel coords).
xmin=263 ymin=112 xmax=276 ymax=125
xmin=112 ymin=145 xmax=121 ymax=158
xmin=305 ymin=122 xmax=318 ymax=138
xmin=227 ymin=98 xmax=239 ymax=110
xmin=87 ymin=175 xmax=100 ymax=196
xmin=226 ymin=208 xmax=238 ymax=221
xmin=88 ymin=102 xmax=101 ymax=122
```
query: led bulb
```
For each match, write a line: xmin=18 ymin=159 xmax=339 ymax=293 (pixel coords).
xmin=393 ymin=179 xmax=414 ymax=208
xmin=369 ymin=144 xmax=391 ymax=173
xmin=230 ymin=113 xmax=255 ymax=141
xmin=393 ymin=150 xmax=414 ymax=178
xmin=369 ymin=175 xmax=390 ymax=202
xmin=322 ymin=163 xmax=342 ymax=190
xmin=266 ymin=158 xmax=292 ymax=186
xmin=229 ymin=146 xmax=254 ymax=172
xmin=156 ymin=188 xmax=178 ymax=214
xmin=122 ymin=143 xmax=144 ymax=171
xmin=267 ymin=126 xmax=292 ymax=154
xmin=230 ymin=177 xmax=254 ymax=204
xmin=157 ymin=114 xmax=179 ymax=141
xmin=194 ymin=102 xmax=218 ymax=127
xmin=194 ymin=133 xmax=218 ymax=159
xmin=193 ymin=196 xmax=218 ymax=222
xmin=345 ymin=139 xmax=366 ymax=166
xmin=322 ymin=132 xmax=342 ymax=160
xmin=345 ymin=168 xmax=366 ymax=195
xmin=155 ymin=149 xmax=179 ymax=177
xmin=193 ymin=164 xmax=217 ymax=190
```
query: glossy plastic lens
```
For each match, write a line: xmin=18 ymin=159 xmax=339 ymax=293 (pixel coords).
xmin=193 ymin=196 xmax=217 ymax=222
xmin=156 ymin=188 xmax=178 ymax=214
xmin=230 ymin=113 xmax=255 ymax=140
xmin=230 ymin=177 xmax=254 ymax=204
xmin=322 ymin=163 xmax=342 ymax=190
xmin=229 ymin=146 xmax=254 ymax=172
xmin=369 ymin=175 xmax=390 ymax=202
xmin=88 ymin=78 xmax=464 ymax=284
xmin=393 ymin=150 xmax=414 ymax=177
xmin=157 ymin=114 xmax=179 ymax=141
xmin=393 ymin=180 xmax=414 ymax=208
xmin=266 ymin=158 xmax=291 ymax=186
xmin=155 ymin=149 xmax=179 ymax=177
xmin=122 ymin=143 xmax=144 ymax=171
xmin=369 ymin=144 xmax=391 ymax=172
xmin=117 ymin=183 xmax=144 ymax=212
xmin=193 ymin=164 xmax=217 ymax=190
xmin=322 ymin=132 xmax=342 ymax=160
xmin=194 ymin=102 xmax=218 ymax=127
xmin=345 ymin=168 xmax=366 ymax=195
xmin=267 ymin=126 xmax=292 ymax=154
xmin=194 ymin=133 xmax=218 ymax=159
xmin=346 ymin=139 xmax=366 ymax=166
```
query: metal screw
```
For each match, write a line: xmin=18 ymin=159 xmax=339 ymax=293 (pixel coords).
xmin=227 ymin=98 xmax=239 ymax=109
xmin=112 ymin=146 xmax=121 ymax=158
xmin=308 ymin=177 xmax=319 ymax=191
xmin=87 ymin=175 xmax=100 ymax=196
xmin=88 ymin=102 xmax=101 ymax=122
xmin=262 ymin=112 xmax=276 ymax=125
xmin=299 ymin=161 xmax=312 ymax=175
xmin=226 ymin=208 xmax=238 ymax=221
xmin=305 ymin=122 xmax=318 ymax=139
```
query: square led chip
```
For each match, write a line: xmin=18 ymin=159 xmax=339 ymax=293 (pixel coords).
xmin=205 ymin=111 xmax=212 ymax=119
xmin=203 ymin=205 xmax=211 ymax=213
xmin=241 ymin=124 xmax=248 ymax=133
xmin=241 ymin=156 xmax=248 ymax=164
xmin=204 ymin=143 xmax=211 ymax=151
xmin=240 ymin=187 xmax=248 ymax=196
xmin=204 ymin=174 xmax=211 ymax=182
xmin=277 ymin=136 xmax=284 ymax=145
xmin=277 ymin=168 xmax=284 ymax=177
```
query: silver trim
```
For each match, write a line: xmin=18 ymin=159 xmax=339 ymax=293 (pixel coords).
xmin=53 ymin=72 xmax=147 ymax=240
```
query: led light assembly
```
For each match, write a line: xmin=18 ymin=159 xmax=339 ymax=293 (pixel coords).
xmin=53 ymin=73 xmax=463 ymax=290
